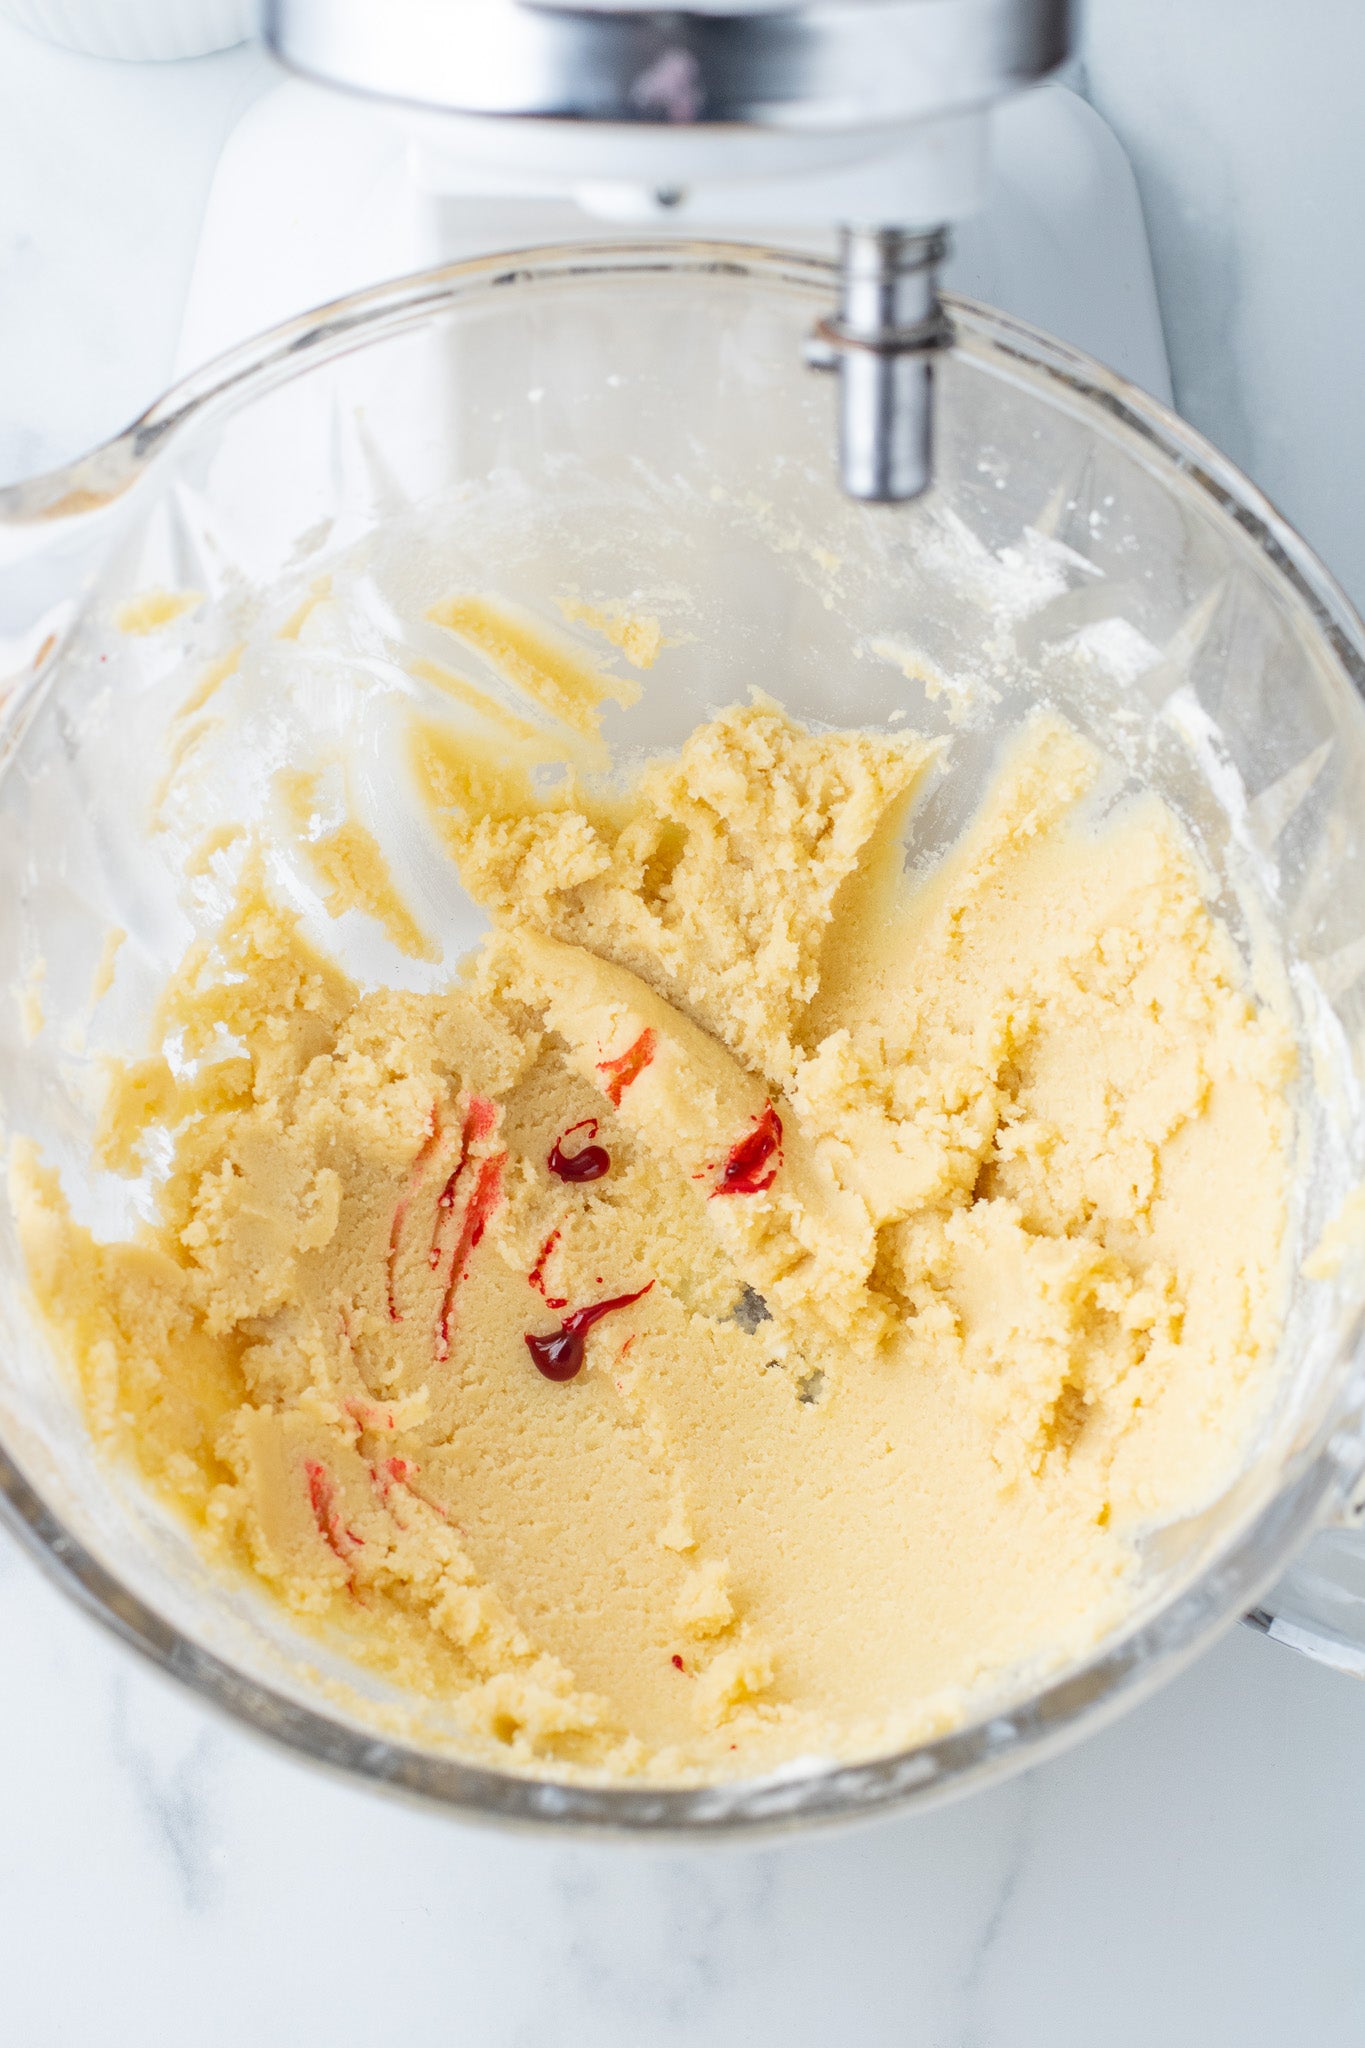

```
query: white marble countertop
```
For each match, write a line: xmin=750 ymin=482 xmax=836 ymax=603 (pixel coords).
xmin=4 ymin=20 xmax=1365 ymax=2046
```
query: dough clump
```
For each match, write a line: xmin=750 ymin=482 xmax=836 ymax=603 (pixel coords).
xmin=15 ymin=695 xmax=1292 ymax=1782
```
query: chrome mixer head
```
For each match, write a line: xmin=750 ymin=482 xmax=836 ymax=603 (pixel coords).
xmin=266 ymin=0 xmax=1074 ymax=501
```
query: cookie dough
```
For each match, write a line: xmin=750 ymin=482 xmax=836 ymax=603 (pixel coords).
xmin=14 ymin=691 xmax=1293 ymax=1782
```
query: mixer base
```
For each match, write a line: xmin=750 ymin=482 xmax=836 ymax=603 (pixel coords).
xmin=175 ymin=78 xmax=1171 ymax=403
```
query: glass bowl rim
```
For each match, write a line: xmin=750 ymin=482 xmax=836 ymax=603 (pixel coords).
xmin=2 ymin=238 xmax=1363 ymax=1837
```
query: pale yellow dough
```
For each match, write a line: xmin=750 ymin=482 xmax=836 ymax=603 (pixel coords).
xmin=14 ymin=695 xmax=1293 ymax=1783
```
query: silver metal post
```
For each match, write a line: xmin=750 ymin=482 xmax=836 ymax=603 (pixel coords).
xmin=807 ymin=227 xmax=951 ymax=503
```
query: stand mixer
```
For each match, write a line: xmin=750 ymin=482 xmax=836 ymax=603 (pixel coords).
xmin=265 ymin=0 xmax=1071 ymax=502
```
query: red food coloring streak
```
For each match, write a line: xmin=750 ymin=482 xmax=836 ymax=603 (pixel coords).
xmin=304 ymin=1459 xmax=363 ymax=1570
xmin=671 ymin=1654 xmax=686 ymax=1672
xmin=528 ymin=1227 xmax=568 ymax=1309
xmin=369 ymin=1455 xmax=451 ymax=1523
xmin=525 ymin=1281 xmax=654 ymax=1382
xmin=528 ymin=1227 xmax=560 ymax=1289
xmin=371 ymin=1454 xmax=412 ymax=1501
xmin=427 ymin=1094 xmax=497 ymax=1267
xmin=344 ymin=1397 xmax=397 ymax=1434
xmin=415 ymin=1095 xmax=500 ymax=1352
xmin=597 ymin=1027 xmax=656 ymax=1108
xmin=712 ymin=1102 xmax=783 ymax=1197
xmin=387 ymin=1103 xmax=445 ymax=1321
xmin=465 ymin=1094 xmax=499 ymax=1143
xmin=434 ymin=1152 xmax=505 ymax=1362
xmin=548 ymin=1117 xmax=611 ymax=1183
xmin=427 ymin=1097 xmax=491 ymax=1253
xmin=431 ymin=1152 xmax=469 ymax=1244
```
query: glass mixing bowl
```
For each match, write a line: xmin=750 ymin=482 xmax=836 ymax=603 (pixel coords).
xmin=2 ymin=243 xmax=1364 ymax=1834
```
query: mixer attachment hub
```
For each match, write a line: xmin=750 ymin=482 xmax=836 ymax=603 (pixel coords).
xmin=806 ymin=225 xmax=952 ymax=503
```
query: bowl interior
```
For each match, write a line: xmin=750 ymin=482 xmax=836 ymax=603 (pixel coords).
xmin=2 ymin=246 xmax=1364 ymax=1829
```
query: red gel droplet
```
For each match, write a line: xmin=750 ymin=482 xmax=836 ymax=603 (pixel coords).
xmin=597 ymin=1027 xmax=656 ymax=1107
xmin=712 ymin=1103 xmax=782 ymax=1196
xmin=671 ymin=1654 xmax=685 ymax=1672
xmin=526 ymin=1282 xmax=654 ymax=1382
xmin=548 ymin=1118 xmax=611 ymax=1183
